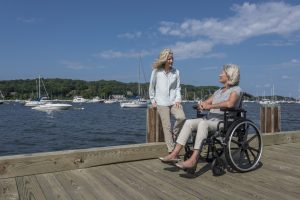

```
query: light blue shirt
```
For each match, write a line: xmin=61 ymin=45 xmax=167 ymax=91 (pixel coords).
xmin=209 ymin=86 xmax=242 ymax=117
xmin=149 ymin=68 xmax=182 ymax=106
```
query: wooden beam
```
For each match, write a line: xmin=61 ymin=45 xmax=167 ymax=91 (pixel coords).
xmin=0 ymin=143 xmax=167 ymax=179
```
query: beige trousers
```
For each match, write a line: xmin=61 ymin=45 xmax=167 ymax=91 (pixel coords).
xmin=157 ymin=105 xmax=186 ymax=152
xmin=176 ymin=118 xmax=221 ymax=150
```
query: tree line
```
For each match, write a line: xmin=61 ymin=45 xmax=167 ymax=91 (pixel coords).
xmin=0 ymin=78 xmax=220 ymax=100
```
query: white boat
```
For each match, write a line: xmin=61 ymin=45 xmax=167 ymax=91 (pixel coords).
xmin=120 ymin=100 xmax=147 ymax=108
xmin=72 ymin=96 xmax=88 ymax=103
xmin=32 ymin=103 xmax=72 ymax=111
xmin=24 ymin=100 xmax=47 ymax=107
xmin=104 ymin=99 xmax=118 ymax=104
xmin=88 ymin=96 xmax=104 ymax=103
xmin=24 ymin=76 xmax=49 ymax=107
xmin=0 ymin=90 xmax=4 ymax=104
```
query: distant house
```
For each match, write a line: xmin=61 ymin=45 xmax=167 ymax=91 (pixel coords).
xmin=112 ymin=95 xmax=125 ymax=100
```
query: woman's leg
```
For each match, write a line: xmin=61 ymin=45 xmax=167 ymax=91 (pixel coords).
xmin=176 ymin=118 xmax=203 ymax=146
xmin=157 ymin=105 xmax=174 ymax=152
xmin=170 ymin=105 xmax=186 ymax=139
xmin=193 ymin=119 xmax=220 ymax=150
xmin=177 ymin=120 xmax=220 ymax=168
xmin=160 ymin=118 xmax=202 ymax=160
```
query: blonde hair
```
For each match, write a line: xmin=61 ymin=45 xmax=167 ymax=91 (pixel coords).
xmin=153 ymin=48 xmax=173 ymax=69
xmin=223 ymin=64 xmax=240 ymax=86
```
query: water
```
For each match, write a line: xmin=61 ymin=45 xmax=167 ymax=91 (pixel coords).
xmin=0 ymin=102 xmax=300 ymax=156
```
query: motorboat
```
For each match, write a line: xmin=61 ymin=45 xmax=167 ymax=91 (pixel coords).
xmin=120 ymin=100 xmax=148 ymax=108
xmin=104 ymin=99 xmax=118 ymax=104
xmin=88 ymin=96 xmax=104 ymax=103
xmin=32 ymin=103 xmax=72 ymax=111
xmin=72 ymin=96 xmax=88 ymax=103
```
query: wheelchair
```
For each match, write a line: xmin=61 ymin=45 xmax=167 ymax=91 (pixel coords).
xmin=183 ymin=93 xmax=263 ymax=176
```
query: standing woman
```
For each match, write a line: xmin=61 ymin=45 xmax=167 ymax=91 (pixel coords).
xmin=149 ymin=48 xmax=186 ymax=153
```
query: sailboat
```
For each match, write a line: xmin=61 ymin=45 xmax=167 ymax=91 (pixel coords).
xmin=24 ymin=76 xmax=49 ymax=107
xmin=120 ymin=56 xmax=148 ymax=108
xmin=0 ymin=90 xmax=4 ymax=104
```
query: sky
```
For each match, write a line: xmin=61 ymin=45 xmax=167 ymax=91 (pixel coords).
xmin=1 ymin=0 xmax=300 ymax=98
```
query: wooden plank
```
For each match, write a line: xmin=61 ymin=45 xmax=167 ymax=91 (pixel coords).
xmin=16 ymin=176 xmax=46 ymax=200
xmin=76 ymin=168 xmax=123 ymax=200
xmin=35 ymin=173 xmax=72 ymax=200
xmin=0 ymin=178 xmax=19 ymax=200
xmin=108 ymin=163 xmax=199 ymax=200
xmin=131 ymin=159 xmax=237 ymax=200
xmin=0 ymin=143 xmax=167 ymax=179
xmin=53 ymin=170 xmax=101 ymax=200
xmin=84 ymin=165 xmax=146 ymax=200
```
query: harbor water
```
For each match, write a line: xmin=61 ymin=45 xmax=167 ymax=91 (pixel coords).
xmin=0 ymin=102 xmax=300 ymax=156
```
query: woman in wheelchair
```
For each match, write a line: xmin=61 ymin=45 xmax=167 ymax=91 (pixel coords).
xmin=159 ymin=64 xmax=241 ymax=170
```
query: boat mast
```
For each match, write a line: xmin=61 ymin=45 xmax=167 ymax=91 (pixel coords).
xmin=38 ymin=75 xmax=41 ymax=99
xmin=138 ymin=55 xmax=141 ymax=97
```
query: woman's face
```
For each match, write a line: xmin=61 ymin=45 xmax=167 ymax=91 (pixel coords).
xmin=165 ymin=54 xmax=173 ymax=69
xmin=219 ymin=70 xmax=228 ymax=84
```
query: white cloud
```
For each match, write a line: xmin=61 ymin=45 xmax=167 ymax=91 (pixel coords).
xmin=159 ymin=2 xmax=300 ymax=44
xmin=118 ymin=31 xmax=142 ymax=39
xmin=282 ymin=75 xmax=292 ymax=79
xmin=258 ymin=40 xmax=294 ymax=46
xmin=170 ymin=40 xmax=214 ymax=60
xmin=17 ymin=17 xmax=41 ymax=24
xmin=94 ymin=50 xmax=152 ymax=59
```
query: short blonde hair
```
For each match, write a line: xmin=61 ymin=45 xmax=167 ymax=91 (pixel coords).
xmin=153 ymin=48 xmax=173 ymax=69
xmin=223 ymin=64 xmax=240 ymax=86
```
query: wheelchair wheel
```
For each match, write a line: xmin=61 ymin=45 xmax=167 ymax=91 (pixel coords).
xmin=212 ymin=157 xmax=226 ymax=176
xmin=225 ymin=119 xmax=263 ymax=172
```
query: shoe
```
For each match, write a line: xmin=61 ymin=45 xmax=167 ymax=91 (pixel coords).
xmin=158 ymin=156 xmax=181 ymax=163
xmin=176 ymin=161 xmax=197 ymax=174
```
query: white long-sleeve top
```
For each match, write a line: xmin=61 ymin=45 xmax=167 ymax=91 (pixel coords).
xmin=149 ymin=68 xmax=182 ymax=106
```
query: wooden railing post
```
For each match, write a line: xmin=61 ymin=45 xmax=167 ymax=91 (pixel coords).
xmin=260 ymin=104 xmax=281 ymax=133
xmin=146 ymin=107 xmax=164 ymax=142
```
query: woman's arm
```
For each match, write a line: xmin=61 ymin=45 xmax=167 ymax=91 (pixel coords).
xmin=149 ymin=70 xmax=157 ymax=105
xmin=203 ymin=91 xmax=239 ymax=110
xmin=175 ymin=70 xmax=182 ymax=103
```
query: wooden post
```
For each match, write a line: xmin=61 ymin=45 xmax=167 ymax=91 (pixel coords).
xmin=146 ymin=107 xmax=164 ymax=142
xmin=260 ymin=104 xmax=281 ymax=133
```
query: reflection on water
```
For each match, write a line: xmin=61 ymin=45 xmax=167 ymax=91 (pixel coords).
xmin=0 ymin=102 xmax=300 ymax=156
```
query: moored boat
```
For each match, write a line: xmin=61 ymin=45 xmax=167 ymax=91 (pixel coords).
xmin=120 ymin=100 xmax=147 ymax=108
xmin=32 ymin=103 xmax=72 ymax=111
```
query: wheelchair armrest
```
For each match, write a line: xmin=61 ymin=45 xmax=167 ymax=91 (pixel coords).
xmin=220 ymin=107 xmax=245 ymax=112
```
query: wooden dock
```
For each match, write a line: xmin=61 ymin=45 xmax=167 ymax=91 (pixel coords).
xmin=1 ymin=132 xmax=300 ymax=200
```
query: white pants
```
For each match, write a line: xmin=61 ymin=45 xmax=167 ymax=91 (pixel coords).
xmin=157 ymin=105 xmax=186 ymax=152
xmin=176 ymin=118 xmax=221 ymax=150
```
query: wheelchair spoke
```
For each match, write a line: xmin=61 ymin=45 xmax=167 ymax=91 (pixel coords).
xmin=239 ymin=149 xmax=245 ymax=162
xmin=248 ymin=148 xmax=257 ymax=160
xmin=246 ymin=134 xmax=257 ymax=143
xmin=245 ymin=150 xmax=252 ymax=164
xmin=231 ymin=139 xmax=240 ymax=146
xmin=231 ymin=147 xmax=242 ymax=158
xmin=248 ymin=146 xmax=259 ymax=153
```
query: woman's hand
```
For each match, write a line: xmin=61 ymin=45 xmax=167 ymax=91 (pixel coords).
xmin=175 ymin=102 xmax=182 ymax=109
xmin=199 ymin=101 xmax=211 ymax=110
